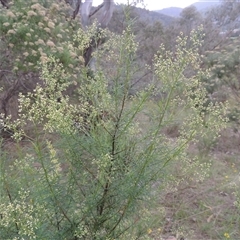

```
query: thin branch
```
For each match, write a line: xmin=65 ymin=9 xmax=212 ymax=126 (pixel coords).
xmin=0 ymin=0 xmax=9 ymax=8
xmin=5 ymin=183 xmax=19 ymax=233
xmin=89 ymin=3 xmax=104 ymax=18
xmin=0 ymin=78 xmax=20 ymax=119
xmin=0 ymin=70 xmax=12 ymax=73
xmin=72 ymin=0 xmax=81 ymax=19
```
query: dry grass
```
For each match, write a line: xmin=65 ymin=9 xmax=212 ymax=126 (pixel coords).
xmin=146 ymin=125 xmax=240 ymax=240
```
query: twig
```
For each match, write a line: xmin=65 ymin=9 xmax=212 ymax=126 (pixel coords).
xmin=89 ymin=3 xmax=104 ymax=18
xmin=0 ymin=78 xmax=20 ymax=118
xmin=0 ymin=0 xmax=9 ymax=8
xmin=72 ymin=0 xmax=81 ymax=19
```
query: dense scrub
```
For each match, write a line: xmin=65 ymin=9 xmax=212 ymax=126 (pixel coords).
xmin=1 ymin=0 xmax=239 ymax=239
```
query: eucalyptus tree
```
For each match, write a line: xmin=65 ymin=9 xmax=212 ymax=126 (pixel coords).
xmin=0 ymin=0 xmax=115 ymax=127
xmin=81 ymin=0 xmax=114 ymax=29
xmin=80 ymin=0 xmax=115 ymax=68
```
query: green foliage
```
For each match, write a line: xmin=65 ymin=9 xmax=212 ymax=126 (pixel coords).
xmin=0 ymin=0 xmax=83 ymax=73
xmin=204 ymin=39 xmax=240 ymax=93
xmin=0 ymin=2 xmax=227 ymax=239
xmin=202 ymin=37 xmax=240 ymax=126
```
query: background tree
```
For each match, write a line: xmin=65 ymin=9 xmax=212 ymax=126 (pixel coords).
xmin=0 ymin=0 xmax=114 ymax=134
xmin=179 ymin=6 xmax=201 ymax=36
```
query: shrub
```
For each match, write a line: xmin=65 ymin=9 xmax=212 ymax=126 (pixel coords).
xmin=0 ymin=7 xmax=227 ymax=240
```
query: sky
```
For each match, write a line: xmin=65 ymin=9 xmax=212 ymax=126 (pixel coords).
xmin=92 ymin=0 xmax=201 ymax=11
